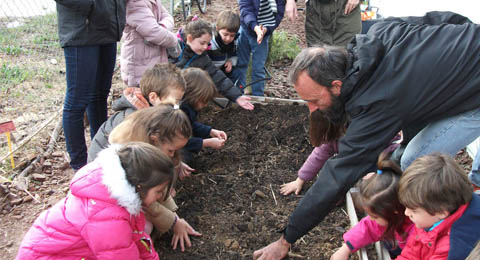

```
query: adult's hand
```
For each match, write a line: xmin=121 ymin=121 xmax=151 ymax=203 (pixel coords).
xmin=285 ymin=0 xmax=298 ymax=22
xmin=344 ymin=0 xmax=359 ymax=15
xmin=172 ymin=217 xmax=202 ymax=251
xmin=236 ymin=96 xmax=254 ymax=110
xmin=253 ymin=236 xmax=290 ymax=260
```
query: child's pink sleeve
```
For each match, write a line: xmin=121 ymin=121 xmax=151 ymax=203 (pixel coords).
xmin=126 ymin=0 xmax=177 ymax=48
xmin=298 ymin=141 xmax=336 ymax=181
xmin=343 ymin=216 xmax=386 ymax=253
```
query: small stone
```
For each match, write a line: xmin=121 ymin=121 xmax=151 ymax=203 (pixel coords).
xmin=254 ymin=190 xmax=267 ymax=198
xmin=62 ymin=187 xmax=69 ymax=193
xmin=47 ymin=190 xmax=55 ymax=195
xmin=32 ymin=174 xmax=46 ymax=182
xmin=248 ymin=223 xmax=254 ymax=232
xmin=10 ymin=198 xmax=23 ymax=205
xmin=335 ymin=226 xmax=346 ymax=233
xmin=224 ymin=239 xmax=233 ymax=247
xmin=3 ymin=241 xmax=13 ymax=248
xmin=2 ymin=210 xmax=8 ymax=214
xmin=7 ymin=193 xmax=18 ymax=200
xmin=23 ymin=196 xmax=33 ymax=203
xmin=230 ymin=240 xmax=240 ymax=249
xmin=50 ymin=58 xmax=58 ymax=65
xmin=12 ymin=215 xmax=23 ymax=220
xmin=52 ymin=151 xmax=63 ymax=157
xmin=43 ymin=160 xmax=53 ymax=167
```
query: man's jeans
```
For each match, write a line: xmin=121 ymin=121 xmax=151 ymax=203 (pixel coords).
xmin=401 ymin=108 xmax=480 ymax=183
xmin=234 ymin=25 xmax=270 ymax=96
xmin=469 ymin=143 xmax=480 ymax=187
xmin=63 ymin=43 xmax=116 ymax=170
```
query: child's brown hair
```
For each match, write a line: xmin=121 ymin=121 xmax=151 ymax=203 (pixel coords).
xmin=216 ymin=11 xmax=240 ymax=33
xmin=109 ymin=105 xmax=192 ymax=164
xmin=185 ymin=17 xmax=212 ymax=40
xmin=117 ymin=142 xmax=175 ymax=202
xmin=399 ymin=153 xmax=473 ymax=215
xmin=359 ymin=151 xmax=406 ymax=246
xmin=181 ymin=67 xmax=217 ymax=107
xmin=140 ymin=63 xmax=185 ymax=101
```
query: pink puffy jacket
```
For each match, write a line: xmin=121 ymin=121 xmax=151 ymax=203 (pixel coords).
xmin=17 ymin=146 xmax=159 ymax=260
xmin=120 ymin=0 xmax=177 ymax=87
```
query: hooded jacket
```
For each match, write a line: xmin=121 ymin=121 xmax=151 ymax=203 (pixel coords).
xmin=238 ymin=0 xmax=285 ymax=36
xmin=180 ymin=102 xmax=212 ymax=153
xmin=55 ymin=0 xmax=126 ymax=47
xmin=284 ymin=12 xmax=480 ymax=243
xmin=17 ymin=146 xmax=159 ymax=260
xmin=120 ymin=0 xmax=177 ymax=87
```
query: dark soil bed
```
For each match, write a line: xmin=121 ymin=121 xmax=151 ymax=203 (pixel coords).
xmin=155 ymin=104 xmax=351 ymax=259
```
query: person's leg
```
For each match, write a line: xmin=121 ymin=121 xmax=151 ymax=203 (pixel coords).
xmin=468 ymin=141 xmax=480 ymax=189
xmin=232 ymin=26 xmax=252 ymax=93
xmin=86 ymin=43 xmax=117 ymax=139
xmin=401 ymin=107 xmax=480 ymax=170
xmin=333 ymin=0 xmax=361 ymax=46
xmin=305 ymin=0 xmax=333 ymax=46
xmin=63 ymin=45 xmax=100 ymax=170
xmin=250 ymin=33 xmax=270 ymax=96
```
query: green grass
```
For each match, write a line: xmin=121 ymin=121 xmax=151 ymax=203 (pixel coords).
xmin=267 ymin=30 xmax=301 ymax=63
xmin=0 ymin=63 xmax=30 ymax=86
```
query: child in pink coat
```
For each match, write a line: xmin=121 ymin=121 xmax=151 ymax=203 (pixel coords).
xmin=17 ymin=143 xmax=176 ymax=260
xmin=121 ymin=0 xmax=178 ymax=87
xmin=331 ymin=152 xmax=414 ymax=260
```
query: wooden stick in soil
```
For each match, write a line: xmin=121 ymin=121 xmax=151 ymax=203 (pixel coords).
xmin=0 ymin=110 xmax=61 ymax=164
xmin=270 ymin=184 xmax=277 ymax=206
xmin=12 ymin=118 xmax=62 ymax=179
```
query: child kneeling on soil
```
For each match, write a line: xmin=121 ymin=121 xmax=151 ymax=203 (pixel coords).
xmin=180 ymin=68 xmax=227 ymax=165
xmin=88 ymin=63 xmax=185 ymax=162
xmin=109 ymin=106 xmax=202 ymax=251
xmin=396 ymin=153 xmax=480 ymax=260
xmin=331 ymin=152 xmax=414 ymax=260
xmin=17 ymin=142 xmax=175 ymax=259
xmin=171 ymin=17 xmax=254 ymax=110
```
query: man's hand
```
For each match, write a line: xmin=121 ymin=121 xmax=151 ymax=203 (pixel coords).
xmin=210 ymin=129 xmax=227 ymax=141
xmin=253 ymin=236 xmax=290 ymax=260
xmin=236 ymin=95 xmax=254 ymax=110
xmin=224 ymin=60 xmax=233 ymax=73
xmin=344 ymin=0 xmax=359 ymax=15
xmin=285 ymin=0 xmax=298 ymax=21
xmin=172 ymin=217 xmax=202 ymax=252
xmin=280 ymin=177 xmax=305 ymax=196
xmin=178 ymin=162 xmax=195 ymax=180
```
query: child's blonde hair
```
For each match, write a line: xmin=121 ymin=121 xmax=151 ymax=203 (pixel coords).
xmin=185 ymin=18 xmax=212 ymax=40
xmin=109 ymin=105 xmax=192 ymax=164
xmin=399 ymin=153 xmax=473 ymax=215
xmin=216 ymin=11 xmax=240 ymax=33
xmin=181 ymin=68 xmax=217 ymax=106
xmin=140 ymin=63 xmax=185 ymax=100
xmin=117 ymin=142 xmax=175 ymax=201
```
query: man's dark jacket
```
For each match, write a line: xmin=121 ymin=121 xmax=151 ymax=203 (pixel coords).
xmin=55 ymin=0 xmax=126 ymax=47
xmin=284 ymin=12 xmax=480 ymax=243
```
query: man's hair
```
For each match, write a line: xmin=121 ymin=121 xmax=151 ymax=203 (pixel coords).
xmin=140 ymin=63 xmax=185 ymax=100
xmin=185 ymin=18 xmax=212 ymax=40
xmin=399 ymin=153 xmax=473 ymax=215
xmin=181 ymin=68 xmax=217 ymax=106
xmin=289 ymin=46 xmax=350 ymax=88
xmin=216 ymin=10 xmax=240 ymax=33
xmin=117 ymin=142 xmax=175 ymax=201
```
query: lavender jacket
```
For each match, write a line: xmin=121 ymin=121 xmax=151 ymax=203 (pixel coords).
xmin=120 ymin=0 xmax=177 ymax=87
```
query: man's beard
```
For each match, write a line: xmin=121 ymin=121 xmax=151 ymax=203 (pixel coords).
xmin=308 ymin=93 xmax=347 ymax=147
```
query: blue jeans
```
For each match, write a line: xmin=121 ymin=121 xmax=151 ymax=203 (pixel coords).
xmin=234 ymin=25 xmax=270 ymax=96
xmin=400 ymin=108 xmax=480 ymax=178
xmin=63 ymin=43 xmax=117 ymax=169
xmin=469 ymin=143 xmax=480 ymax=187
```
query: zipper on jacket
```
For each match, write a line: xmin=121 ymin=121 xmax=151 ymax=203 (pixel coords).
xmin=86 ymin=18 xmax=89 ymax=32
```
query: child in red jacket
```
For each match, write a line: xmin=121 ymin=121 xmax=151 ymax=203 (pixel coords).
xmin=397 ymin=153 xmax=480 ymax=260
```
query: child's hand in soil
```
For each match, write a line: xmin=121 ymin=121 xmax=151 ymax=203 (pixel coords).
xmin=178 ymin=161 xmax=195 ymax=180
xmin=172 ymin=217 xmax=202 ymax=252
xmin=330 ymin=244 xmax=351 ymax=260
xmin=224 ymin=60 xmax=233 ymax=73
xmin=204 ymin=138 xmax=225 ymax=149
xmin=236 ymin=95 xmax=254 ymax=110
xmin=210 ymin=129 xmax=227 ymax=141
xmin=280 ymin=177 xmax=305 ymax=195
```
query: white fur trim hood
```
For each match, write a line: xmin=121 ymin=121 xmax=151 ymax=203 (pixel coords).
xmin=96 ymin=144 xmax=142 ymax=215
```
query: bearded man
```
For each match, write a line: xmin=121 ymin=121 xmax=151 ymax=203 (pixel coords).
xmin=253 ymin=11 xmax=480 ymax=260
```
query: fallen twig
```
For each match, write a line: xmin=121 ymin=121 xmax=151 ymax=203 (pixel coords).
xmin=207 ymin=177 xmax=217 ymax=184
xmin=269 ymin=184 xmax=277 ymax=206
xmin=0 ymin=109 xmax=61 ymax=164
xmin=288 ymin=251 xmax=305 ymax=259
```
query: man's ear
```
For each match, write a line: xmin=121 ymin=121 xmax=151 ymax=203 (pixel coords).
xmin=148 ymin=92 xmax=159 ymax=104
xmin=331 ymin=80 xmax=343 ymax=96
